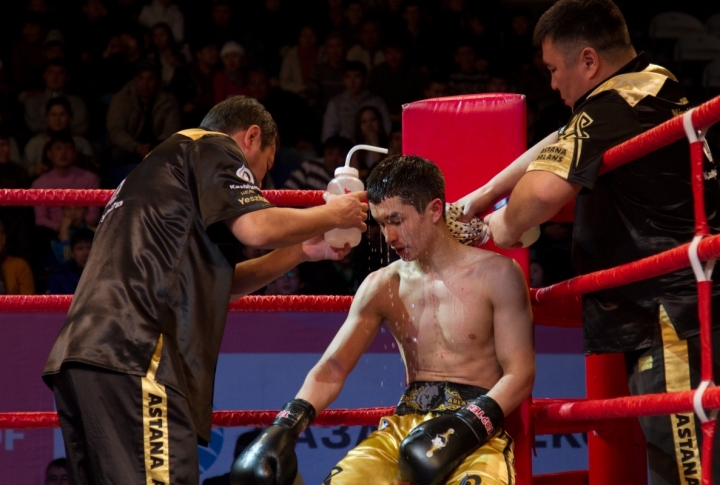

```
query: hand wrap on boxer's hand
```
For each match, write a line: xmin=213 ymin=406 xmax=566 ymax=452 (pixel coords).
xmin=446 ymin=203 xmax=490 ymax=246
xmin=230 ymin=399 xmax=316 ymax=485
xmin=398 ymin=395 xmax=504 ymax=485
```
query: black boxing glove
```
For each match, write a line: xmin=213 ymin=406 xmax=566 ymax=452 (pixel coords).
xmin=398 ymin=395 xmax=504 ymax=485
xmin=230 ymin=399 xmax=316 ymax=485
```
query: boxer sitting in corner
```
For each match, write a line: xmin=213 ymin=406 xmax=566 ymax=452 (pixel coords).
xmin=231 ymin=155 xmax=535 ymax=485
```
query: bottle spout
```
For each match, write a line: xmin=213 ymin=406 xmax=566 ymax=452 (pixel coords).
xmin=345 ymin=144 xmax=389 ymax=167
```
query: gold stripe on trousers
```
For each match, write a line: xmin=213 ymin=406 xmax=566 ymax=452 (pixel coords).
xmin=142 ymin=335 xmax=171 ymax=485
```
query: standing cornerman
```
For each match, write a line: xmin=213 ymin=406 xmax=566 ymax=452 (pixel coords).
xmin=458 ymin=1 xmax=720 ymax=484
xmin=42 ymin=96 xmax=368 ymax=485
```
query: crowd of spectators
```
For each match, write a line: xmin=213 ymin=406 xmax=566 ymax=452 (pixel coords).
xmin=0 ymin=0 xmax=716 ymax=296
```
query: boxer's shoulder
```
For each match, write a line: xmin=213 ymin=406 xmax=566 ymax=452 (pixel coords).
xmin=461 ymin=245 xmax=517 ymax=273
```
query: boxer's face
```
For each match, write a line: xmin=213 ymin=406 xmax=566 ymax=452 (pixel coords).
xmin=371 ymin=197 xmax=442 ymax=261
xmin=542 ymin=39 xmax=593 ymax=109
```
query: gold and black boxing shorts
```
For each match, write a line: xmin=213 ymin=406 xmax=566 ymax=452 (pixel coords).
xmin=323 ymin=381 xmax=516 ymax=485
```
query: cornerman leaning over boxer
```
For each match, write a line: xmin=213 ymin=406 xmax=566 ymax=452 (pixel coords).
xmin=232 ymin=155 xmax=535 ymax=485
xmin=458 ymin=1 xmax=720 ymax=484
xmin=41 ymin=96 xmax=368 ymax=485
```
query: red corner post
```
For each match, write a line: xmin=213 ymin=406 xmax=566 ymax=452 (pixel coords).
xmin=585 ymin=354 xmax=647 ymax=485
xmin=403 ymin=94 xmax=532 ymax=485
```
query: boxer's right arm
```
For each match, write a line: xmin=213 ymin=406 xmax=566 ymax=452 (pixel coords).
xmin=456 ymin=130 xmax=559 ymax=222
xmin=224 ymin=191 xmax=368 ymax=249
xmin=295 ymin=270 xmax=386 ymax=413
xmin=230 ymin=271 xmax=386 ymax=485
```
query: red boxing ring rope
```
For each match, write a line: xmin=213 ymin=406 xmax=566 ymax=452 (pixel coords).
xmin=531 ymin=233 xmax=720 ymax=305
xmin=0 ymin=188 xmax=325 ymax=207
xmin=0 ymin=295 xmax=356 ymax=313
xmin=2 ymin=94 xmax=720 ymax=484
xmin=4 ymin=386 xmax=720 ymax=430
xmin=0 ymin=295 xmax=582 ymax=331
xmin=601 ymin=95 xmax=720 ymax=174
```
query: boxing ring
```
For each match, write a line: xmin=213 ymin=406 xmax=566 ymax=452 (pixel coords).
xmin=1 ymin=93 xmax=720 ymax=484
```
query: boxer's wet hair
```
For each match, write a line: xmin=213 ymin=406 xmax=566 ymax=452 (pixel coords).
xmin=367 ymin=155 xmax=446 ymax=217
xmin=200 ymin=96 xmax=279 ymax=150
xmin=533 ymin=0 xmax=632 ymax=64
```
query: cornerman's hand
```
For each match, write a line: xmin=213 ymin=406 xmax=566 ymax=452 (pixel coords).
xmin=300 ymin=236 xmax=351 ymax=262
xmin=484 ymin=206 xmax=523 ymax=249
xmin=325 ymin=191 xmax=369 ymax=231
xmin=455 ymin=186 xmax=496 ymax=223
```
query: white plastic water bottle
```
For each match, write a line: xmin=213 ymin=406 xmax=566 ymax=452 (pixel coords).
xmin=324 ymin=166 xmax=365 ymax=248
xmin=324 ymin=144 xmax=388 ymax=248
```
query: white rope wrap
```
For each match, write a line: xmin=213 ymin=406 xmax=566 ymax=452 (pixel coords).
xmin=693 ymin=380 xmax=718 ymax=423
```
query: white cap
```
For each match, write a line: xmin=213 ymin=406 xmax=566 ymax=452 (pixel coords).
xmin=334 ymin=166 xmax=359 ymax=177
xmin=220 ymin=41 xmax=245 ymax=58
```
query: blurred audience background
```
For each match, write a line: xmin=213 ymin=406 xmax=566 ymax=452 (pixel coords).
xmin=0 ymin=0 xmax=717 ymax=294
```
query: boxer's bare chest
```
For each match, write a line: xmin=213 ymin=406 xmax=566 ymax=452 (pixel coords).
xmin=381 ymin=261 xmax=496 ymax=377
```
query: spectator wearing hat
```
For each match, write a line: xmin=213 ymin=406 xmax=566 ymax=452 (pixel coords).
xmin=41 ymin=29 xmax=66 ymax=63
xmin=23 ymin=59 xmax=89 ymax=135
xmin=214 ymin=41 xmax=249 ymax=104
xmin=105 ymin=61 xmax=181 ymax=186
xmin=139 ymin=0 xmax=185 ymax=44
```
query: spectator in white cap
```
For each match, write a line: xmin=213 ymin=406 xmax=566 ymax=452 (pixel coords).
xmin=214 ymin=41 xmax=248 ymax=103
xmin=139 ymin=0 xmax=185 ymax=43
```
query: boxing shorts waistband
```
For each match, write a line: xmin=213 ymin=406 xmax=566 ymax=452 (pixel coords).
xmin=395 ymin=381 xmax=490 ymax=415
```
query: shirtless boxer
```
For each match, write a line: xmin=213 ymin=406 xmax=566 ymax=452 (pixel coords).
xmin=231 ymin=155 xmax=535 ymax=485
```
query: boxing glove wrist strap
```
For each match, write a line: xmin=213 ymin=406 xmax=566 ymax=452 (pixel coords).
xmin=457 ymin=395 xmax=504 ymax=443
xmin=272 ymin=399 xmax=316 ymax=438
